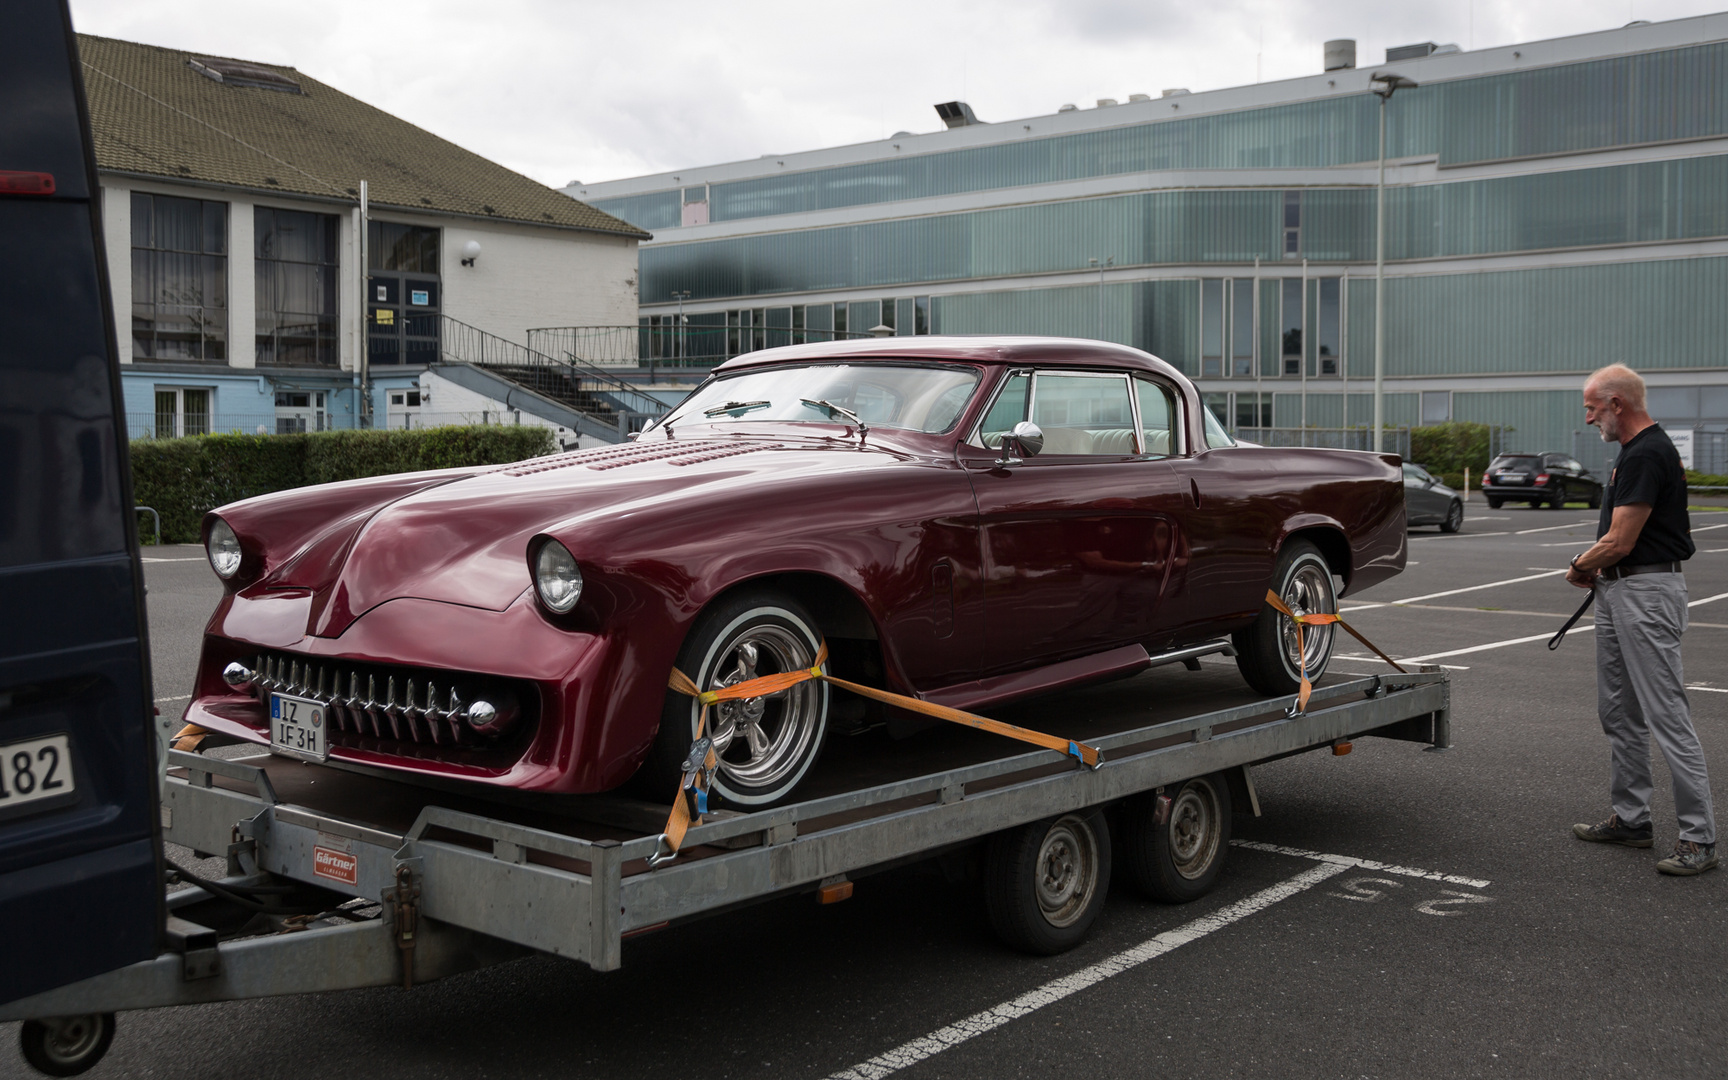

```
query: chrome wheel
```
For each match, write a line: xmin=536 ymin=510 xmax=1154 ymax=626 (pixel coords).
xmin=1278 ymin=560 xmax=1336 ymax=678
xmin=1167 ymin=780 xmax=1222 ymax=880
xmin=1033 ymin=815 xmax=1102 ymax=928
xmin=697 ymin=613 xmax=826 ymax=797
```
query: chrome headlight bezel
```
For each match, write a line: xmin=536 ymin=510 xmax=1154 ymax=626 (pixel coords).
xmin=533 ymin=539 xmax=584 ymax=614
xmin=206 ymin=517 xmax=243 ymax=579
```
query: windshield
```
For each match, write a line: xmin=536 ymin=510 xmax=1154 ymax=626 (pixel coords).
xmin=661 ymin=363 xmax=981 ymax=435
xmin=1491 ymin=455 xmax=1539 ymax=467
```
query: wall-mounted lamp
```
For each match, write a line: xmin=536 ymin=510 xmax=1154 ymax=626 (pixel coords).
xmin=460 ymin=239 xmax=482 ymax=267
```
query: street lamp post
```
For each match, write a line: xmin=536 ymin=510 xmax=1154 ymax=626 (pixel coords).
xmin=1370 ymin=72 xmax=1417 ymax=454
xmin=1088 ymin=256 xmax=1114 ymax=338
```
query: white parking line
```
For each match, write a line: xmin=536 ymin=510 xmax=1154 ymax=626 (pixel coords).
xmin=825 ymin=863 xmax=1348 ymax=1080
xmin=1342 ymin=569 xmax=1568 ymax=612
xmin=1515 ymin=520 xmax=1600 ymax=535
xmin=1395 ymin=590 xmax=1728 ymax=662
xmin=142 ymin=557 xmax=204 ymax=563
xmin=1409 ymin=531 xmax=1509 ymax=542
xmin=155 ymin=694 xmax=190 ymax=703
xmin=1690 ymin=686 xmax=1728 ymax=694
xmin=1229 ymin=841 xmax=1493 ymax=888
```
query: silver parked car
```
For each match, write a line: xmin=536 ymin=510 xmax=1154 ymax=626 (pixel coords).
xmin=1404 ymin=463 xmax=1464 ymax=533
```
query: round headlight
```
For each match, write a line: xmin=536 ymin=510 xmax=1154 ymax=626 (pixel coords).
xmin=207 ymin=518 xmax=242 ymax=579
xmin=534 ymin=540 xmax=583 ymax=614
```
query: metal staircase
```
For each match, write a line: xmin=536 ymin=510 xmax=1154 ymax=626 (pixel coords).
xmin=438 ymin=317 xmax=668 ymax=441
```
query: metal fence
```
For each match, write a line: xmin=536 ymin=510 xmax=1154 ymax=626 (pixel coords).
xmin=1694 ymin=430 xmax=1727 ymax=476
xmin=127 ymin=413 xmax=288 ymax=439
xmin=1236 ymin=427 xmax=1412 ymax=458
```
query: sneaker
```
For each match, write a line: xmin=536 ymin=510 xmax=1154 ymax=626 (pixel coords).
xmin=1572 ymin=814 xmax=1654 ymax=847
xmin=1656 ymin=841 xmax=1719 ymax=876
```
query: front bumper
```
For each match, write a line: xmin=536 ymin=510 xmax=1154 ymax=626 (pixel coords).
xmin=184 ymin=592 xmax=658 ymax=793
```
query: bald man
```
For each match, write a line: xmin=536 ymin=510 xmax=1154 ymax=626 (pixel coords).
xmin=1567 ymin=364 xmax=1715 ymax=875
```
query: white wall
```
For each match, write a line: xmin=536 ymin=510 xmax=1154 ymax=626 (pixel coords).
xmin=439 ymin=220 xmax=638 ymax=347
xmin=101 ymin=183 xmax=131 ymax=364
xmin=227 ymin=197 xmax=256 ymax=368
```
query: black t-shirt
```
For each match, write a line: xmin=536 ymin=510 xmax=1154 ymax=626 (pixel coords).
xmin=1598 ymin=423 xmax=1694 ymax=564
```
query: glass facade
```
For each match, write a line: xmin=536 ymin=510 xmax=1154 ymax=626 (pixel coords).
xmin=594 ymin=41 xmax=1728 ymax=232
xmin=642 ymin=153 xmax=1728 ymax=303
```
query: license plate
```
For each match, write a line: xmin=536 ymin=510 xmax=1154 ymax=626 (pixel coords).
xmin=270 ymin=693 xmax=329 ymax=761
xmin=0 ymin=734 xmax=75 ymax=811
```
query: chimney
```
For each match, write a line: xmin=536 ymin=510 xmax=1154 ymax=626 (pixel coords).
xmin=1324 ymin=39 xmax=1357 ymax=71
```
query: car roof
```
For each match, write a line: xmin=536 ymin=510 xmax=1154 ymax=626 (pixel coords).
xmin=711 ymin=335 xmax=1184 ymax=381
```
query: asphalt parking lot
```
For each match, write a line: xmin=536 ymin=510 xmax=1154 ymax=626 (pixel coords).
xmin=7 ymin=500 xmax=1728 ymax=1079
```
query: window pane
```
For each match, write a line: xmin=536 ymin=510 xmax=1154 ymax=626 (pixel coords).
xmin=976 ymin=371 xmax=1029 ymax=447
xmin=1231 ymin=279 xmax=1254 ymax=375
xmin=182 ymin=389 xmax=210 ymax=436
xmin=154 ymin=390 xmax=176 ymax=438
xmin=1200 ymin=279 xmax=1224 ymax=376
xmin=915 ymin=295 xmax=930 ymax=335
xmin=1317 ymin=278 xmax=1340 ymax=375
xmin=1281 ymin=278 xmax=1302 ymax=374
xmin=1135 ymin=378 xmax=1176 ymax=456
xmin=1031 ymin=374 xmax=1135 ymax=455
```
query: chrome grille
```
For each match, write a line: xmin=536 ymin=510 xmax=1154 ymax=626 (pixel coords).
xmin=252 ymin=653 xmax=483 ymax=747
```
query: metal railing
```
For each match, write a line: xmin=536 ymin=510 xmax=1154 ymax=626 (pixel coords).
xmin=1236 ymin=426 xmax=1412 ymax=458
xmin=527 ymin=324 xmax=875 ymax=371
xmin=442 ymin=317 xmax=667 ymax=419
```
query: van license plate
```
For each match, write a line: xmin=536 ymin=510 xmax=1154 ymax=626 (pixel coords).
xmin=270 ymin=693 xmax=328 ymax=761
xmin=0 ymin=734 xmax=75 ymax=810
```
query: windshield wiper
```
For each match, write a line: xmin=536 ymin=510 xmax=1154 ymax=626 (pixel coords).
xmin=703 ymin=399 xmax=771 ymax=418
xmin=800 ymin=398 xmax=869 ymax=443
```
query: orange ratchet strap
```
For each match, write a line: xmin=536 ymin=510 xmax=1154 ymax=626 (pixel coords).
xmin=1263 ymin=589 xmax=1406 ymax=714
xmin=649 ymin=641 xmax=1104 ymax=867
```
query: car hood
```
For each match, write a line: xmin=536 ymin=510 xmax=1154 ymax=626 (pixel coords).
xmin=265 ymin=435 xmax=906 ymax=637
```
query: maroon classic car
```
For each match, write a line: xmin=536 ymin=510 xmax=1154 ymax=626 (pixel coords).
xmin=186 ymin=337 xmax=1406 ymax=805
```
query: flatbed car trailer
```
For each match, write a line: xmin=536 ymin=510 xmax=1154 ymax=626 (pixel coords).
xmin=2 ymin=662 xmax=1449 ymax=1075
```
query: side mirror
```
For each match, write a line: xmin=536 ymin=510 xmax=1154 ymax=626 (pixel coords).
xmin=996 ymin=421 xmax=1044 ymax=467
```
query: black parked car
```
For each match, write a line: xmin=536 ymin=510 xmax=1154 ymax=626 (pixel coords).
xmin=1404 ymin=463 xmax=1464 ymax=532
xmin=1482 ymin=452 xmax=1603 ymax=509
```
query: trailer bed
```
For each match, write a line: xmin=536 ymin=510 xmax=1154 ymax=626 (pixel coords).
xmin=3 ymin=662 xmax=1450 ymax=1027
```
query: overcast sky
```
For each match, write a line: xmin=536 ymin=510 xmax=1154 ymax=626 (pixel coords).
xmin=69 ymin=0 xmax=1726 ymax=189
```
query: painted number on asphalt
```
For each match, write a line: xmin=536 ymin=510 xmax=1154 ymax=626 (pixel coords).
xmin=1328 ymin=876 xmax=1493 ymax=915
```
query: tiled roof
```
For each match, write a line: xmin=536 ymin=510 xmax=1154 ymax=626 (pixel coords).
xmin=77 ymin=35 xmax=649 ymax=239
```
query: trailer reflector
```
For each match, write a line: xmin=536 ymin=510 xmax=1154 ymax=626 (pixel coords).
xmin=818 ymin=876 xmax=854 ymax=904
xmin=1332 ymin=741 xmax=1353 ymax=756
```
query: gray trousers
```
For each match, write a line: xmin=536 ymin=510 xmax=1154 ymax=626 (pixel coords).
xmin=1595 ymin=572 xmax=1715 ymax=844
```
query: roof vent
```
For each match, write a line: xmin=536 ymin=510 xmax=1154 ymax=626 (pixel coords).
xmin=1127 ymin=93 xmax=1152 ymax=103
xmin=1324 ymin=39 xmax=1357 ymax=71
xmin=1058 ymin=103 xmax=1078 ymax=112
xmin=188 ymin=57 xmax=303 ymax=94
xmin=1432 ymin=43 xmax=1461 ymax=55
xmin=1096 ymin=97 xmax=1119 ymax=108
xmin=1161 ymin=88 xmax=1191 ymax=98
xmin=1385 ymin=41 xmax=1437 ymax=62
xmin=935 ymin=101 xmax=985 ymax=128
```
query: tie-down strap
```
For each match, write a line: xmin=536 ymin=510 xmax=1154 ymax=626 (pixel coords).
xmin=649 ymin=641 xmax=1104 ymax=867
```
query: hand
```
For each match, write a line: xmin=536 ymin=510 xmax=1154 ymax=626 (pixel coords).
xmin=1566 ymin=565 xmax=1597 ymax=589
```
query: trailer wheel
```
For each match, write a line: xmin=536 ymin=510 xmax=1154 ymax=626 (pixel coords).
xmin=1233 ymin=539 xmax=1335 ymax=697
xmin=1120 ymin=774 xmax=1232 ymax=903
xmin=984 ymin=810 xmax=1112 ymax=955
xmin=19 ymin=1014 xmax=114 ymax=1077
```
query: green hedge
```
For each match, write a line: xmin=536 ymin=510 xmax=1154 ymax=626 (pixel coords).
xmin=1408 ymin=422 xmax=1505 ymax=478
xmin=132 ymin=425 xmax=555 ymax=543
